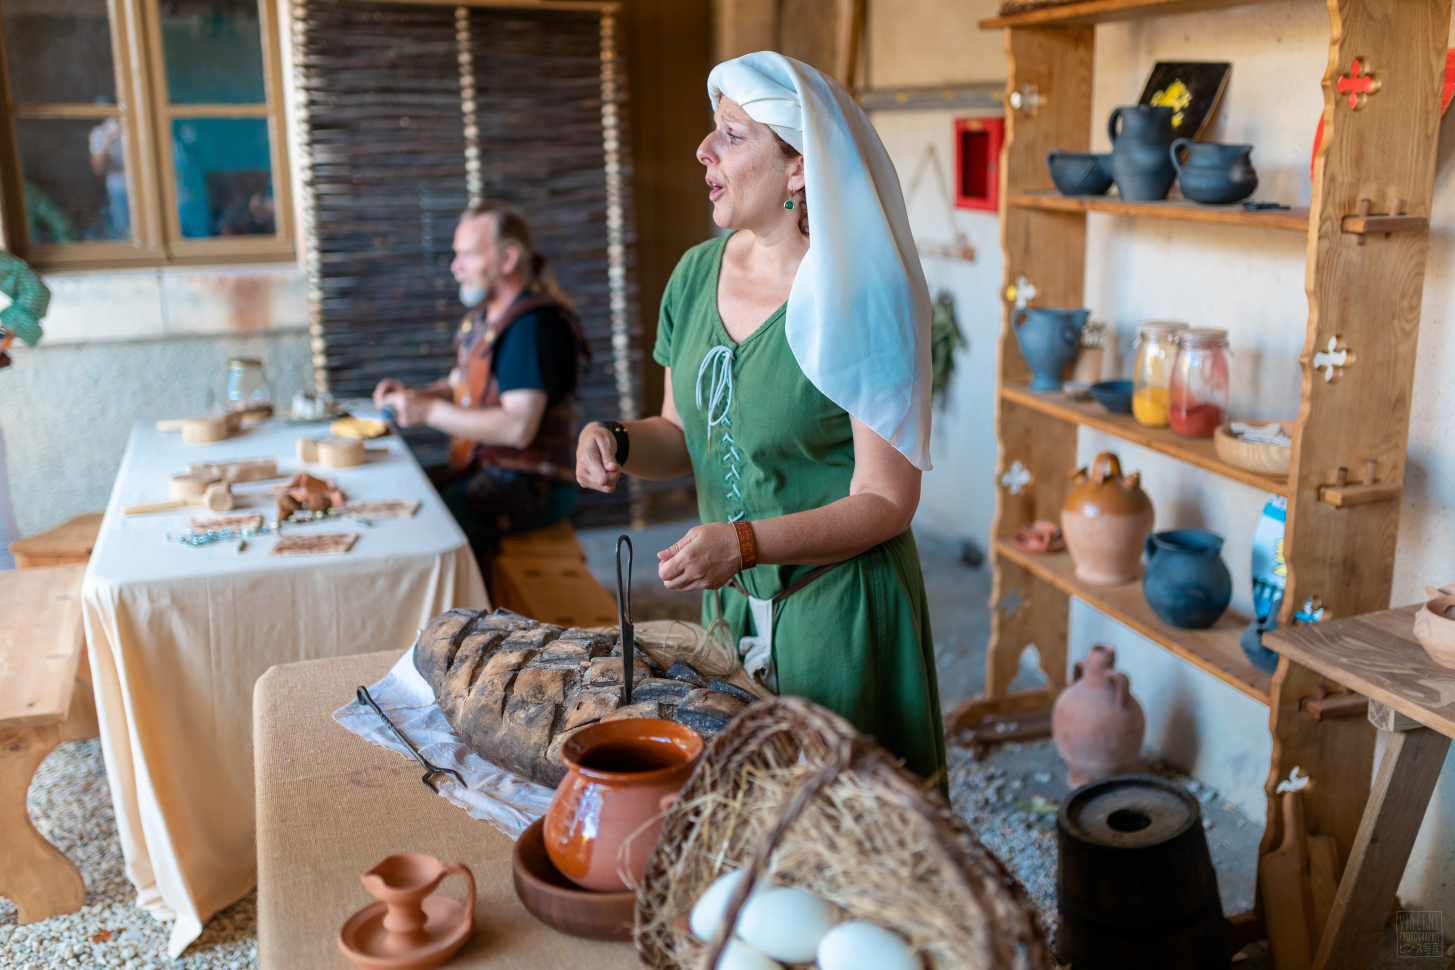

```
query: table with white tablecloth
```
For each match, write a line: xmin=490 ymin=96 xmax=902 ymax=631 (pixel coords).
xmin=82 ymin=420 xmax=488 ymax=956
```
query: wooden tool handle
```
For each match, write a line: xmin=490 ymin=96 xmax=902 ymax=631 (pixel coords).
xmin=155 ymin=419 xmax=184 ymax=432
xmin=123 ymin=498 xmax=194 ymax=515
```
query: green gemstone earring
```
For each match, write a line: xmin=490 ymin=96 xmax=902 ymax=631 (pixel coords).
xmin=784 ymin=199 xmax=795 ymax=210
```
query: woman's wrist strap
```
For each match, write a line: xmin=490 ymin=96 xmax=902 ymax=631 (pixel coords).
xmin=733 ymin=520 xmax=757 ymax=571
xmin=597 ymin=420 xmax=629 ymax=465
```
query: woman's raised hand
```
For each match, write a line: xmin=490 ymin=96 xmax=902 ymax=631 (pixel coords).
xmin=658 ymin=522 xmax=741 ymax=591
xmin=576 ymin=422 xmax=621 ymax=492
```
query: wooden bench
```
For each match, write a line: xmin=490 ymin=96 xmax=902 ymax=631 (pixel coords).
xmin=0 ymin=565 xmax=90 ymax=923
xmin=490 ymin=520 xmax=619 ymax=628
xmin=9 ymin=512 xmax=104 ymax=569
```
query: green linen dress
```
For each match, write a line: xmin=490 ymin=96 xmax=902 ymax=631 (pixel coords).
xmin=654 ymin=234 xmax=946 ymax=782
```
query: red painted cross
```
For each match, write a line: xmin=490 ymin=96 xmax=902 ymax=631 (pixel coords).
xmin=1337 ymin=58 xmax=1379 ymax=110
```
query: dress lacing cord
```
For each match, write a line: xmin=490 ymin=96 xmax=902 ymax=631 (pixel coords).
xmin=696 ymin=344 xmax=746 ymax=522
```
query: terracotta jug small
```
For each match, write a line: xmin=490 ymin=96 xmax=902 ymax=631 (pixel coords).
xmin=544 ymin=718 xmax=703 ymax=892
xmin=1061 ymin=452 xmax=1155 ymax=585
xmin=338 ymin=853 xmax=474 ymax=970
xmin=1052 ymin=645 xmax=1146 ymax=788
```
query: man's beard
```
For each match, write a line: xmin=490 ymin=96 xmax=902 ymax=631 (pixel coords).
xmin=458 ymin=281 xmax=487 ymax=308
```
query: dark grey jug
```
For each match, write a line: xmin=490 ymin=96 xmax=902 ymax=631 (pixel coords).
xmin=1170 ymin=140 xmax=1258 ymax=204
xmin=1108 ymin=105 xmax=1177 ymax=202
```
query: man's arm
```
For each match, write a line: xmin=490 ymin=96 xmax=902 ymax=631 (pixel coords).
xmin=385 ymin=387 xmax=548 ymax=448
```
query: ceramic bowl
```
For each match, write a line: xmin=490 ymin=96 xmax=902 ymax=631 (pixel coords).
xmin=1414 ymin=585 xmax=1455 ymax=670
xmin=1011 ymin=520 xmax=1065 ymax=554
xmin=1047 ymin=151 xmax=1114 ymax=196
xmin=1089 ymin=380 xmax=1134 ymax=414
xmin=1213 ymin=421 xmax=1293 ymax=477
xmin=512 ymin=817 xmax=635 ymax=941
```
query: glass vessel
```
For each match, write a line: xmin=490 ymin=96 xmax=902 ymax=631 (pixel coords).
xmin=1131 ymin=321 xmax=1187 ymax=427
xmin=1168 ymin=328 xmax=1230 ymax=438
xmin=226 ymin=357 xmax=272 ymax=415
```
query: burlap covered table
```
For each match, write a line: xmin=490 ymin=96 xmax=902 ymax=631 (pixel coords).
xmin=254 ymin=650 xmax=642 ymax=968
xmin=83 ymin=421 xmax=488 ymax=955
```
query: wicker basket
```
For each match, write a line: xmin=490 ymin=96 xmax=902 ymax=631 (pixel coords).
xmin=635 ymin=697 xmax=1051 ymax=970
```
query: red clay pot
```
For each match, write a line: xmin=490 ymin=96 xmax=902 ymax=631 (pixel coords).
xmin=543 ymin=718 xmax=703 ymax=892
xmin=1052 ymin=645 xmax=1146 ymax=788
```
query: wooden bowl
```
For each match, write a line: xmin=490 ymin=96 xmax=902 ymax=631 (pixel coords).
xmin=512 ymin=817 xmax=635 ymax=941
xmin=1213 ymin=421 xmax=1293 ymax=476
xmin=1414 ymin=585 xmax=1455 ymax=670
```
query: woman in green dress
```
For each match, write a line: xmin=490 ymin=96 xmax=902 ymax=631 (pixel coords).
xmin=576 ymin=52 xmax=945 ymax=781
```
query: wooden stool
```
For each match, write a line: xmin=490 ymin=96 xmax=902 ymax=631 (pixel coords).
xmin=491 ymin=521 xmax=618 ymax=627
xmin=0 ymin=565 xmax=90 ymax=923
xmin=9 ymin=512 xmax=104 ymax=568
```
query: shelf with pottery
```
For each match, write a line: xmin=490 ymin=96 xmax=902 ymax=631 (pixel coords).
xmin=1007 ymin=191 xmax=1310 ymax=231
xmin=1000 ymin=383 xmax=1292 ymax=495
xmin=995 ymin=540 xmax=1269 ymax=703
xmin=981 ymin=0 xmax=1293 ymax=29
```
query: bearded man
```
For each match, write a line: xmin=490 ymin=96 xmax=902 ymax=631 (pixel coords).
xmin=374 ymin=201 xmax=588 ymax=562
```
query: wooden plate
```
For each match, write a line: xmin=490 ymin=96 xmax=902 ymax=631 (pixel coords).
xmin=512 ymin=817 xmax=635 ymax=941
xmin=1213 ymin=421 xmax=1293 ymax=476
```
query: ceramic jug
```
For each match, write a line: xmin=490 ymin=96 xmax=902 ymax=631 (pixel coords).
xmin=1143 ymin=529 xmax=1232 ymax=629
xmin=1170 ymin=140 xmax=1258 ymax=204
xmin=1060 ymin=452 xmax=1155 ymax=585
xmin=1014 ymin=307 xmax=1089 ymax=391
xmin=1108 ymin=105 xmax=1177 ymax=201
xmin=1051 ymin=645 xmax=1146 ymax=788
xmin=544 ymin=718 xmax=703 ymax=892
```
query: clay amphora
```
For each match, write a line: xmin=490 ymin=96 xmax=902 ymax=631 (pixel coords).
xmin=1143 ymin=530 xmax=1232 ymax=629
xmin=1170 ymin=140 xmax=1258 ymax=204
xmin=544 ymin=718 xmax=703 ymax=892
xmin=1014 ymin=306 xmax=1090 ymax=391
xmin=1061 ymin=453 xmax=1155 ymax=585
xmin=339 ymin=853 xmax=475 ymax=970
xmin=1052 ymin=645 xmax=1146 ymax=788
xmin=1108 ymin=105 xmax=1177 ymax=201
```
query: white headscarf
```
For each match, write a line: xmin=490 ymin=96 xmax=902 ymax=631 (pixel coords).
xmin=707 ymin=52 xmax=933 ymax=471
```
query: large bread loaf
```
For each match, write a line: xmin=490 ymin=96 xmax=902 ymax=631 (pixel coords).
xmin=416 ymin=608 xmax=752 ymax=786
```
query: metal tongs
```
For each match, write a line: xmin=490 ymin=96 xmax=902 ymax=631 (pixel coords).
xmin=616 ymin=535 xmax=634 ymax=705
xmin=355 ymin=685 xmax=465 ymax=793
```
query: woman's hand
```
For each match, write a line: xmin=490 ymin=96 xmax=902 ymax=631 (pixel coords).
xmin=658 ymin=522 xmax=742 ymax=591
xmin=576 ymin=422 xmax=621 ymax=493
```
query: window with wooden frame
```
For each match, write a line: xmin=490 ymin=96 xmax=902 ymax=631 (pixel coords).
xmin=0 ymin=0 xmax=293 ymax=268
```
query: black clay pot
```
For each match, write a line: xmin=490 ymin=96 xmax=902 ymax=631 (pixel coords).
xmin=1047 ymin=150 xmax=1113 ymax=196
xmin=1143 ymin=529 xmax=1232 ymax=629
xmin=1108 ymin=105 xmax=1177 ymax=202
xmin=1171 ymin=139 xmax=1259 ymax=204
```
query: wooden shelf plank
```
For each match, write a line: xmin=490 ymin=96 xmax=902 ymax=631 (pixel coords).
xmin=982 ymin=0 xmax=1294 ymax=29
xmin=1008 ymin=191 xmax=1310 ymax=231
xmin=996 ymin=541 xmax=1270 ymax=705
xmin=1001 ymin=384 xmax=1293 ymax=496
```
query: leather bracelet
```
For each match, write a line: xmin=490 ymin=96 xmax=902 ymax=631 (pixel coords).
xmin=733 ymin=519 xmax=758 ymax=571
xmin=597 ymin=420 xmax=629 ymax=465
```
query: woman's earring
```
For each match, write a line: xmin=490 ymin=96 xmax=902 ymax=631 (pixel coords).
xmin=784 ymin=199 xmax=795 ymax=210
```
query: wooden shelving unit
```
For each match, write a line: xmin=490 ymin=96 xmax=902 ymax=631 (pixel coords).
xmin=960 ymin=0 xmax=1451 ymax=940
xmin=1008 ymin=191 xmax=1310 ymax=231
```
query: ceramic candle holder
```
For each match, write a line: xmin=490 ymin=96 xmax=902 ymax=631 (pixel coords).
xmin=337 ymin=853 xmax=474 ymax=970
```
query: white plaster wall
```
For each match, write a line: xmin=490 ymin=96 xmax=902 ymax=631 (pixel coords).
xmin=1 ymin=265 xmax=311 ymax=534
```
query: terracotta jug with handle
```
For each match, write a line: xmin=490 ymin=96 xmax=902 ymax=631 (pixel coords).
xmin=1052 ymin=645 xmax=1146 ymax=788
xmin=1060 ymin=452 xmax=1155 ymax=585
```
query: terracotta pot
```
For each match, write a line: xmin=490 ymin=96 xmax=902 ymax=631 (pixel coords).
xmin=1052 ymin=645 xmax=1146 ymax=788
xmin=544 ymin=718 xmax=703 ymax=892
xmin=338 ymin=853 xmax=474 ymax=970
xmin=1413 ymin=584 xmax=1455 ymax=670
xmin=1061 ymin=453 xmax=1155 ymax=585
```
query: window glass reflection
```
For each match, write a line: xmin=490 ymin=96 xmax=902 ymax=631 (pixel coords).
xmin=2 ymin=0 xmax=117 ymax=105
xmin=172 ymin=118 xmax=274 ymax=237
xmin=161 ymin=0 xmax=267 ymax=105
xmin=16 ymin=117 xmax=131 ymax=243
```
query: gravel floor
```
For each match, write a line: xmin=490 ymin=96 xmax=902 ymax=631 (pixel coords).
xmin=0 ymin=740 xmax=257 ymax=970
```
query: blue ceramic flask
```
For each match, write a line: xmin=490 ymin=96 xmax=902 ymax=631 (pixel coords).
xmin=1170 ymin=140 xmax=1259 ymax=205
xmin=1014 ymin=307 xmax=1090 ymax=391
xmin=1143 ymin=529 xmax=1233 ymax=629
xmin=1108 ymin=106 xmax=1178 ymax=202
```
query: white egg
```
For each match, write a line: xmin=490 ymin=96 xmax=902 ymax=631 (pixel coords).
xmin=736 ymin=886 xmax=841 ymax=963
xmin=816 ymin=921 xmax=920 ymax=970
xmin=690 ymin=870 xmax=765 ymax=942
xmin=716 ymin=938 xmax=785 ymax=970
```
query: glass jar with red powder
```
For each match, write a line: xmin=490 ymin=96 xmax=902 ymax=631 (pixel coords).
xmin=1169 ymin=328 xmax=1229 ymax=437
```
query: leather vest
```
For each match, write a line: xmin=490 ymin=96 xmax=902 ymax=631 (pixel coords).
xmin=448 ymin=295 xmax=586 ymax=481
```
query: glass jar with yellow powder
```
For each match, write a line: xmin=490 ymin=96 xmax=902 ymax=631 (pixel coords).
xmin=1132 ymin=321 xmax=1188 ymax=427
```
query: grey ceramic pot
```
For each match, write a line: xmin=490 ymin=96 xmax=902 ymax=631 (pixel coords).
xmin=1047 ymin=151 xmax=1114 ymax=196
xmin=1170 ymin=140 xmax=1259 ymax=204
xmin=1108 ymin=105 xmax=1177 ymax=202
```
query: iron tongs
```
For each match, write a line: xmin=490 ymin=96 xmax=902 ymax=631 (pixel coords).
xmin=355 ymin=685 xmax=465 ymax=794
xmin=616 ymin=535 xmax=634 ymax=705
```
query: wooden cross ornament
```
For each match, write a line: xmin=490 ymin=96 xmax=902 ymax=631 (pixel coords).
xmin=1001 ymin=460 xmax=1032 ymax=495
xmin=1336 ymin=58 xmax=1380 ymax=110
xmin=1312 ymin=335 xmax=1353 ymax=383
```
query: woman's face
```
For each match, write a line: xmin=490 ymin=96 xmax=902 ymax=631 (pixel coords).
xmin=696 ymin=97 xmax=803 ymax=233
